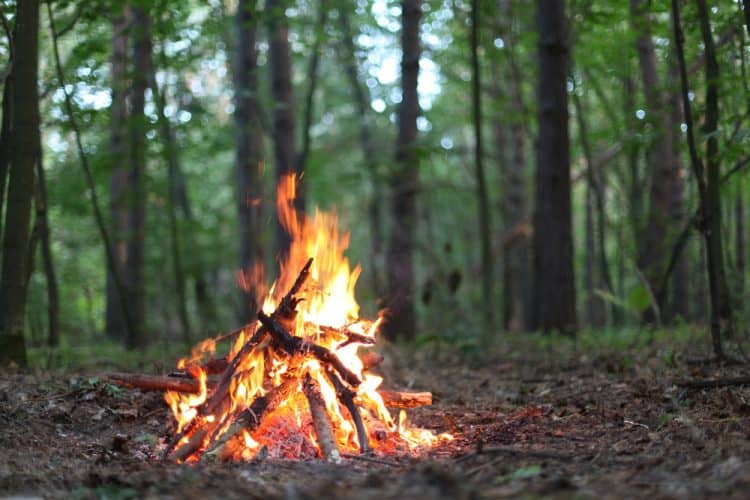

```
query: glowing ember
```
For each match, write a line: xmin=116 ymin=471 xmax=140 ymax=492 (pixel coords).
xmin=163 ymin=174 xmax=451 ymax=462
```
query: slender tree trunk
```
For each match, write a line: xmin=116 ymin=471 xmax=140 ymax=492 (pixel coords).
xmin=267 ymin=0 xmax=298 ymax=259
xmin=630 ymin=0 xmax=676 ymax=317
xmin=671 ymin=0 xmax=732 ymax=358
xmin=573 ymin=88 xmax=610 ymax=327
xmin=35 ymin=136 xmax=59 ymax=348
xmin=470 ymin=0 xmax=493 ymax=331
xmin=127 ymin=5 xmax=149 ymax=349
xmin=737 ymin=192 xmax=746 ymax=311
xmin=106 ymin=6 xmax=129 ymax=341
xmin=149 ymin=57 xmax=192 ymax=345
xmin=0 ymin=0 xmax=38 ymax=366
xmin=297 ymin=0 xmax=327 ymax=175
xmin=666 ymin=51 xmax=689 ymax=321
xmin=384 ymin=0 xmax=421 ymax=340
xmin=338 ymin=6 xmax=385 ymax=296
xmin=623 ymin=75 xmax=643 ymax=244
xmin=236 ymin=0 xmax=265 ymax=324
xmin=496 ymin=0 xmax=531 ymax=332
xmin=0 ymin=58 xmax=12 ymax=240
xmin=531 ymin=0 xmax=577 ymax=334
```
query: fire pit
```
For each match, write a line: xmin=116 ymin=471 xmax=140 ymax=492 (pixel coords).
xmin=109 ymin=174 xmax=449 ymax=462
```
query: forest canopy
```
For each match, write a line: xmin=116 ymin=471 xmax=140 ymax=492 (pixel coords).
xmin=0 ymin=0 xmax=749 ymax=366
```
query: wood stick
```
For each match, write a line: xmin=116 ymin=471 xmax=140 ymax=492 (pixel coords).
xmin=324 ymin=367 xmax=370 ymax=453
xmin=303 ymin=374 xmax=342 ymax=463
xmin=377 ymin=390 xmax=432 ymax=408
xmin=105 ymin=372 xmax=431 ymax=410
xmin=674 ymin=376 xmax=750 ymax=389
xmin=105 ymin=372 xmax=207 ymax=393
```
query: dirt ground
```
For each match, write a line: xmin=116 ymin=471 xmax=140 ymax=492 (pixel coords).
xmin=2 ymin=334 xmax=750 ymax=499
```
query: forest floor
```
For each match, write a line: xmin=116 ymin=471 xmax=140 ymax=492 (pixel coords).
xmin=2 ymin=328 xmax=750 ymax=499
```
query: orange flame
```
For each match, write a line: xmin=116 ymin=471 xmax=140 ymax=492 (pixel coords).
xmin=165 ymin=173 xmax=451 ymax=460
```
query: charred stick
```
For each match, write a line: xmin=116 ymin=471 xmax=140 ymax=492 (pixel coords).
xmin=169 ymin=428 xmax=209 ymax=463
xmin=257 ymin=310 xmax=361 ymax=387
xmin=303 ymin=373 xmax=342 ymax=462
xmin=324 ymin=367 xmax=370 ymax=453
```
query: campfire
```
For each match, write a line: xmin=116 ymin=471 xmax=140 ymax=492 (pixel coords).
xmin=109 ymin=174 xmax=448 ymax=462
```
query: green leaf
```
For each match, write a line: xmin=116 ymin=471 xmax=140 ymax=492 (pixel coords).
xmin=627 ymin=284 xmax=652 ymax=312
xmin=510 ymin=464 xmax=542 ymax=480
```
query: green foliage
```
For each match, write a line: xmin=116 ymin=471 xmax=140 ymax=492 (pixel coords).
xmin=3 ymin=0 xmax=747 ymax=361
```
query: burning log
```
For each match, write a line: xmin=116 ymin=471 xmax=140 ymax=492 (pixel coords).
xmin=303 ymin=374 xmax=342 ymax=462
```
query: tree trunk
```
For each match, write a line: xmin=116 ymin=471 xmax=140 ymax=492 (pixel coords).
xmin=106 ymin=7 xmax=130 ymax=342
xmin=0 ymin=0 xmax=38 ymax=366
xmin=531 ymin=0 xmax=577 ymax=334
xmin=127 ymin=5 xmax=149 ymax=349
xmin=671 ymin=0 xmax=732 ymax=359
xmin=297 ymin=0 xmax=327 ymax=176
xmin=0 ymin=57 xmax=12 ymax=240
xmin=236 ymin=0 xmax=265 ymax=324
xmin=666 ymin=50 xmax=689 ymax=321
xmin=737 ymin=191 xmax=746 ymax=311
xmin=695 ymin=0 xmax=734 ymax=347
xmin=338 ymin=6 xmax=385 ymax=297
xmin=573 ymin=87 xmax=609 ymax=327
xmin=35 ymin=136 xmax=59 ymax=348
xmin=630 ymin=0 xmax=676 ymax=318
xmin=470 ymin=0 xmax=493 ymax=331
xmin=384 ymin=0 xmax=421 ymax=341
xmin=267 ymin=0 xmax=298 ymax=259
xmin=149 ymin=53 xmax=192 ymax=345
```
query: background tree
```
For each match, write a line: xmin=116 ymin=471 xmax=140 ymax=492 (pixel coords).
xmin=384 ymin=0 xmax=421 ymax=341
xmin=531 ymin=0 xmax=577 ymax=334
xmin=0 ymin=0 xmax=39 ymax=366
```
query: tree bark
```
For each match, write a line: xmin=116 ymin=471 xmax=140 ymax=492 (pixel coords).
xmin=671 ymin=0 xmax=733 ymax=359
xmin=573 ymin=87 xmax=609 ymax=327
xmin=531 ymin=0 xmax=577 ymax=334
xmin=149 ymin=54 xmax=192 ymax=346
xmin=338 ymin=5 xmax=385 ymax=297
xmin=495 ymin=0 xmax=530 ymax=333
xmin=470 ymin=0 xmax=493 ymax=330
xmin=35 ymin=136 xmax=59 ymax=348
xmin=0 ymin=0 xmax=38 ymax=366
xmin=106 ymin=6 xmax=130 ymax=342
xmin=297 ymin=0 xmax=327 ymax=176
xmin=267 ymin=0 xmax=298 ymax=259
xmin=630 ymin=0 xmax=677 ymax=318
xmin=384 ymin=0 xmax=421 ymax=341
xmin=127 ymin=5 xmax=149 ymax=349
xmin=236 ymin=0 xmax=265 ymax=324
xmin=0 ymin=45 xmax=12 ymax=241
xmin=737 ymin=192 xmax=746 ymax=311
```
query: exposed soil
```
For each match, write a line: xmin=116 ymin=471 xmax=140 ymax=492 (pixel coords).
xmin=2 ymin=335 xmax=750 ymax=499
